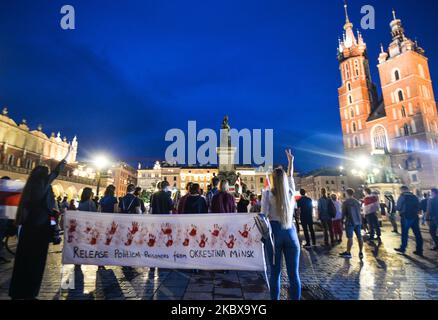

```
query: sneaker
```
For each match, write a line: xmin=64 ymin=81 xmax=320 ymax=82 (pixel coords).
xmin=413 ymin=251 xmax=423 ymax=257
xmin=339 ymin=251 xmax=352 ymax=258
xmin=394 ymin=248 xmax=405 ymax=254
xmin=359 ymin=252 xmax=364 ymax=260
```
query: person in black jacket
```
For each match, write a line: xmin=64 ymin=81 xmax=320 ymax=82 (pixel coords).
xmin=9 ymin=145 xmax=71 ymax=300
xmin=183 ymin=183 xmax=208 ymax=214
xmin=150 ymin=181 xmax=173 ymax=214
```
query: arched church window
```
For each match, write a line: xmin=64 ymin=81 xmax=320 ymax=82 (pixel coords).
xmin=348 ymin=95 xmax=353 ymax=104
xmin=401 ymin=106 xmax=407 ymax=118
xmin=398 ymin=90 xmax=404 ymax=102
xmin=352 ymin=122 xmax=357 ymax=132
xmin=347 ymin=82 xmax=352 ymax=91
xmin=394 ymin=70 xmax=400 ymax=81
xmin=350 ymin=108 xmax=355 ymax=118
xmin=403 ymin=123 xmax=411 ymax=136
xmin=354 ymin=136 xmax=360 ymax=147
xmin=372 ymin=126 xmax=388 ymax=151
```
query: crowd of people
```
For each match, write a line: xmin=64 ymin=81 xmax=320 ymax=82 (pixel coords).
xmin=296 ymin=185 xmax=438 ymax=260
xmin=2 ymin=144 xmax=438 ymax=301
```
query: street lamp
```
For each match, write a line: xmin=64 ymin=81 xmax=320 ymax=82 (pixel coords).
xmin=355 ymin=156 xmax=370 ymax=168
xmin=94 ymin=155 xmax=110 ymax=197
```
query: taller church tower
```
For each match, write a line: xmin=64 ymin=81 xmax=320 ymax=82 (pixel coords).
xmin=337 ymin=3 xmax=378 ymax=160
xmin=378 ymin=10 xmax=438 ymax=188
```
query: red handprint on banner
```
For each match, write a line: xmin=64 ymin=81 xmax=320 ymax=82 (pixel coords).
xmin=225 ymin=234 xmax=236 ymax=249
xmin=197 ymin=234 xmax=208 ymax=248
xmin=161 ymin=223 xmax=172 ymax=235
xmin=147 ymin=234 xmax=156 ymax=247
xmin=125 ymin=232 xmax=134 ymax=246
xmin=165 ymin=235 xmax=173 ymax=247
xmin=105 ymin=231 xmax=113 ymax=246
xmin=108 ymin=221 xmax=118 ymax=235
xmin=129 ymin=222 xmax=139 ymax=235
xmin=67 ymin=219 xmax=77 ymax=243
xmin=239 ymin=224 xmax=251 ymax=238
xmin=189 ymin=224 xmax=197 ymax=237
xmin=209 ymin=224 xmax=222 ymax=237
xmin=90 ymin=229 xmax=100 ymax=245
xmin=183 ymin=237 xmax=190 ymax=246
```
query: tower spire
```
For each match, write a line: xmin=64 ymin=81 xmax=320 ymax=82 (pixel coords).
xmin=344 ymin=0 xmax=350 ymax=24
xmin=392 ymin=8 xmax=397 ymax=20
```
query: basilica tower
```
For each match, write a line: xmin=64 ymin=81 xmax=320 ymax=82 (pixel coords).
xmin=337 ymin=3 xmax=378 ymax=160
xmin=377 ymin=10 xmax=438 ymax=188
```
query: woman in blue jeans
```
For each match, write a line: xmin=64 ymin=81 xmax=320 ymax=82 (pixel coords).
xmin=261 ymin=149 xmax=301 ymax=300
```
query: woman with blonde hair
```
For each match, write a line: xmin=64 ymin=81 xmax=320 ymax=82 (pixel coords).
xmin=261 ymin=149 xmax=301 ymax=300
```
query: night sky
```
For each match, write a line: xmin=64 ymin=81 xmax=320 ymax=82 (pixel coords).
xmin=0 ymin=0 xmax=437 ymax=173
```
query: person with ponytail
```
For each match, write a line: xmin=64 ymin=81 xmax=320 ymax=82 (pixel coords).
xmin=261 ymin=149 xmax=301 ymax=300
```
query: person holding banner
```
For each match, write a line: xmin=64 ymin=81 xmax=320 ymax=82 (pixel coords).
xmin=261 ymin=149 xmax=301 ymax=300
xmin=9 ymin=145 xmax=71 ymax=300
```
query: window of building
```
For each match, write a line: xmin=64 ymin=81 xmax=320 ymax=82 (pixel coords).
xmin=260 ymin=177 xmax=264 ymax=183
xmin=350 ymin=108 xmax=355 ymax=118
xmin=25 ymin=159 xmax=32 ymax=169
xmin=401 ymin=106 xmax=407 ymax=118
xmin=7 ymin=154 xmax=14 ymax=166
xmin=411 ymin=174 xmax=418 ymax=183
xmin=354 ymin=136 xmax=360 ymax=147
xmin=394 ymin=70 xmax=400 ymax=81
xmin=403 ymin=124 xmax=411 ymax=136
xmin=348 ymin=95 xmax=353 ymax=104
xmin=398 ymin=90 xmax=404 ymax=102
xmin=372 ymin=125 xmax=389 ymax=151
xmin=352 ymin=122 xmax=357 ymax=132
xmin=347 ymin=82 xmax=352 ymax=91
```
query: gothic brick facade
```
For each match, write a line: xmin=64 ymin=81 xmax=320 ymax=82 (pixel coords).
xmin=338 ymin=5 xmax=438 ymax=193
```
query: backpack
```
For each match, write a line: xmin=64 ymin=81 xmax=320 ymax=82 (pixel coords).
xmin=328 ymin=199 xmax=337 ymax=219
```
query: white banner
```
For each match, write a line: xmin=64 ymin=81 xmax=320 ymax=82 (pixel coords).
xmin=62 ymin=211 xmax=266 ymax=271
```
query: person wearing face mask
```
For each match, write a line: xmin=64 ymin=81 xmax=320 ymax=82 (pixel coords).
xmin=9 ymin=145 xmax=72 ymax=300
xmin=150 ymin=180 xmax=173 ymax=214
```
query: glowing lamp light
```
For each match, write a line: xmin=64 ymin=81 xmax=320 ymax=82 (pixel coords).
xmin=372 ymin=168 xmax=380 ymax=175
xmin=355 ymin=156 xmax=370 ymax=168
xmin=94 ymin=155 xmax=110 ymax=170
xmin=351 ymin=169 xmax=358 ymax=175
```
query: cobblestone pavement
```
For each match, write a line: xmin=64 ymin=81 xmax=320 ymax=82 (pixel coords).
xmin=1 ymin=221 xmax=437 ymax=300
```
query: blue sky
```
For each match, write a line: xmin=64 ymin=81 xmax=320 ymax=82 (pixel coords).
xmin=0 ymin=0 xmax=437 ymax=172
